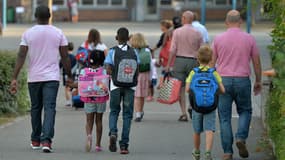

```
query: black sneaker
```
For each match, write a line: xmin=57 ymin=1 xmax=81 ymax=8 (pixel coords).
xmin=120 ymin=146 xmax=129 ymax=154
xmin=134 ymin=117 xmax=142 ymax=122
xmin=109 ymin=135 xmax=117 ymax=152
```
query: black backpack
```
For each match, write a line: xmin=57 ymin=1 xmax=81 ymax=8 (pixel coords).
xmin=111 ymin=45 xmax=138 ymax=87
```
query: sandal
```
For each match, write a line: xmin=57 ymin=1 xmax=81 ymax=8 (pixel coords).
xmin=178 ymin=114 xmax=188 ymax=122
xmin=95 ymin=146 xmax=102 ymax=152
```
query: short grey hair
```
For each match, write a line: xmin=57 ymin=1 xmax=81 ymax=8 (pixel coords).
xmin=226 ymin=12 xmax=241 ymax=23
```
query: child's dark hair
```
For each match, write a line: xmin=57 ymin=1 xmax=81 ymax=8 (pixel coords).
xmin=116 ymin=27 xmax=129 ymax=43
xmin=88 ymin=50 xmax=105 ymax=67
xmin=67 ymin=42 xmax=74 ymax=51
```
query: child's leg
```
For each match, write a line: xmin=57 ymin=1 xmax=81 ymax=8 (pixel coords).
xmin=65 ymin=86 xmax=71 ymax=105
xmin=86 ymin=113 xmax=95 ymax=135
xmin=135 ymin=97 xmax=142 ymax=114
xmin=193 ymin=133 xmax=201 ymax=150
xmin=85 ymin=112 xmax=95 ymax=152
xmin=95 ymin=113 xmax=103 ymax=147
xmin=205 ymin=130 xmax=214 ymax=151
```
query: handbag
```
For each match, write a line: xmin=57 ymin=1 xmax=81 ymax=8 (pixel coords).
xmin=157 ymin=73 xmax=181 ymax=104
xmin=159 ymin=38 xmax=175 ymax=67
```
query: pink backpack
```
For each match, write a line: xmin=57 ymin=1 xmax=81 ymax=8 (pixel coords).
xmin=78 ymin=67 xmax=109 ymax=103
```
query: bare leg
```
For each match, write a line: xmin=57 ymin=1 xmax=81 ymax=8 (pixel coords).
xmin=85 ymin=112 xmax=94 ymax=152
xmin=205 ymin=131 xmax=214 ymax=151
xmin=86 ymin=113 xmax=95 ymax=135
xmin=134 ymin=97 xmax=141 ymax=113
xmin=179 ymin=86 xmax=187 ymax=115
xmin=95 ymin=113 xmax=103 ymax=147
xmin=193 ymin=133 xmax=201 ymax=150
xmin=65 ymin=86 xmax=71 ymax=105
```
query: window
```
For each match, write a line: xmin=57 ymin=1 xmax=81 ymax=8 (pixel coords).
xmin=111 ymin=0 xmax=123 ymax=5
xmin=53 ymin=0 xmax=64 ymax=5
xmin=97 ymin=0 xmax=108 ymax=5
xmin=160 ymin=0 xmax=171 ymax=5
xmin=216 ymin=0 xmax=227 ymax=5
xmin=82 ymin=0 xmax=93 ymax=5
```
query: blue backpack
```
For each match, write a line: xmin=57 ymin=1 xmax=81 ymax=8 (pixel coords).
xmin=189 ymin=67 xmax=219 ymax=114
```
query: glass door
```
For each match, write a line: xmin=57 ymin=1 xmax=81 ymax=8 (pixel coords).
xmin=144 ymin=0 xmax=159 ymax=20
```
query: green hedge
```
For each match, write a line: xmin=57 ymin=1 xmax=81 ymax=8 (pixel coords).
xmin=265 ymin=0 xmax=285 ymax=159
xmin=0 ymin=50 xmax=30 ymax=115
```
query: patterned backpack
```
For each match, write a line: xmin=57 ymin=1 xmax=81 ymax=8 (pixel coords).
xmin=111 ymin=45 xmax=138 ymax=87
xmin=78 ymin=67 xmax=109 ymax=103
xmin=189 ymin=67 xmax=219 ymax=114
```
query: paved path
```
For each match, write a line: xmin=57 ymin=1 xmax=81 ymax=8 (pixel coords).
xmin=0 ymin=22 xmax=275 ymax=160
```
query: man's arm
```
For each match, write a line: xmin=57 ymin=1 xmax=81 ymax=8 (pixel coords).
xmin=10 ymin=45 xmax=28 ymax=94
xmin=252 ymin=54 xmax=262 ymax=95
xmin=59 ymin=45 xmax=72 ymax=78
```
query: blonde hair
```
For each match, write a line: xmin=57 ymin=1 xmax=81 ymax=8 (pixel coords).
xmin=197 ymin=45 xmax=213 ymax=64
xmin=130 ymin=33 xmax=148 ymax=49
xmin=160 ymin=20 xmax=173 ymax=29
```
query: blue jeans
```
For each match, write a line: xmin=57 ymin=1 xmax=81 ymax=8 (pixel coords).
xmin=28 ymin=81 xmax=59 ymax=143
xmin=218 ymin=77 xmax=252 ymax=154
xmin=109 ymin=88 xmax=134 ymax=148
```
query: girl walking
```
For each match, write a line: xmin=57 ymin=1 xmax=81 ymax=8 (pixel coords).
xmin=130 ymin=33 xmax=152 ymax=122
xmin=70 ymin=50 xmax=109 ymax=152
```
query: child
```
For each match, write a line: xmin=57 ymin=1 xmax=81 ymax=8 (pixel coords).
xmin=70 ymin=50 xmax=108 ymax=152
xmin=104 ymin=27 xmax=139 ymax=154
xmin=185 ymin=45 xmax=225 ymax=160
xmin=61 ymin=42 xmax=77 ymax=106
xmin=152 ymin=20 xmax=172 ymax=52
xmin=147 ymin=51 xmax=158 ymax=102
xmin=129 ymin=33 xmax=152 ymax=122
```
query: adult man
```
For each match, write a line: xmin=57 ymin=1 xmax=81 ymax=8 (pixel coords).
xmin=166 ymin=11 xmax=203 ymax=122
xmin=211 ymin=10 xmax=262 ymax=160
xmin=192 ymin=12 xmax=210 ymax=43
xmin=10 ymin=5 xmax=72 ymax=153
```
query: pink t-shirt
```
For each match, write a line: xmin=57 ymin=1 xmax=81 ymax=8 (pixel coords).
xmin=212 ymin=28 xmax=259 ymax=77
xmin=20 ymin=25 xmax=68 ymax=82
xmin=170 ymin=24 xmax=203 ymax=58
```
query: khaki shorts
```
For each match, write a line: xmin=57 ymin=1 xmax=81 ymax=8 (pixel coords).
xmin=172 ymin=56 xmax=198 ymax=87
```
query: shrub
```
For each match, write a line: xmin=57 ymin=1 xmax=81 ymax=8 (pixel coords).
xmin=265 ymin=0 xmax=285 ymax=159
xmin=0 ymin=50 xmax=30 ymax=115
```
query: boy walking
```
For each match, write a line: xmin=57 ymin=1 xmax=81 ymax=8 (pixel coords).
xmin=104 ymin=27 xmax=139 ymax=154
xmin=186 ymin=45 xmax=225 ymax=160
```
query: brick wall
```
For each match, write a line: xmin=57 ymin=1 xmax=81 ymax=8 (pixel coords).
xmin=160 ymin=8 xmax=230 ymax=21
xmin=53 ymin=9 xmax=130 ymax=22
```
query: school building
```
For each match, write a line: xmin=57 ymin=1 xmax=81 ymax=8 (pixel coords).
xmin=1 ymin=0 xmax=266 ymax=23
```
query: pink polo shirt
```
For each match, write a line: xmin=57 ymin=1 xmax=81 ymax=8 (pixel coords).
xmin=170 ymin=24 xmax=203 ymax=58
xmin=212 ymin=28 xmax=259 ymax=77
xmin=20 ymin=25 xmax=68 ymax=82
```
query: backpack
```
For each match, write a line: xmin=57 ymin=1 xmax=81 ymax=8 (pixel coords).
xmin=78 ymin=67 xmax=110 ymax=103
xmin=138 ymin=48 xmax=151 ymax=72
xmin=76 ymin=41 xmax=89 ymax=65
xmin=189 ymin=67 xmax=219 ymax=114
xmin=111 ymin=45 xmax=138 ymax=87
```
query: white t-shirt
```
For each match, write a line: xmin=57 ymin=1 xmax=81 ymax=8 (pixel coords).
xmin=80 ymin=42 xmax=107 ymax=52
xmin=20 ymin=25 xmax=68 ymax=82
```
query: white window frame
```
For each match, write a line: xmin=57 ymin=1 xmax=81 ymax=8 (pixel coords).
xmin=160 ymin=0 xmax=243 ymax=8
xmin=53 ymin=0 xmax=126 ymax=9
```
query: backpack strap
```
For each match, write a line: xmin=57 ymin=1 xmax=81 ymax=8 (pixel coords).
xmin=193 ymin=67 xmax=200 ymax=73
xmin=207 ymin=67 xmax=216 ymax=73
